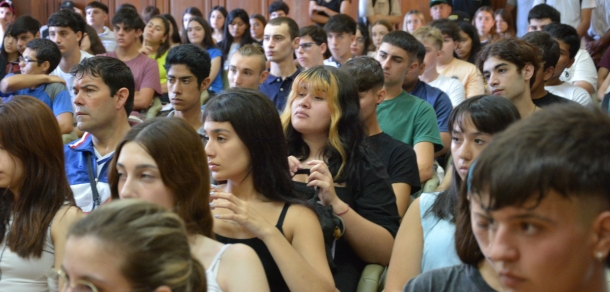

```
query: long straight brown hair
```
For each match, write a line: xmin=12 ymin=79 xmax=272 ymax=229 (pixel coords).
xmin=108 ymin=118 xmax=214 ymax=238
xmin=0 ymin=95 xmax=76 ymax=258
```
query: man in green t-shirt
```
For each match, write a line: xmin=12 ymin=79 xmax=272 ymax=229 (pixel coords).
xmin=374 ymin=30 xmax=443 ymax=183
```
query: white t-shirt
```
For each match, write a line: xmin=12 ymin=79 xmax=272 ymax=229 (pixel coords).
xmin=50 ymin=50 xmax=94 ymax=104
xmin=99 ymin=26 xmax=117 ymax=53
xmin=532 ymin=0 xmax=597 ymax=29
xmin=507 ymin=0 xmax=535 ymax=38
xmin=545 ymin=82 xmax=591 ymax=106
xmin=588 ymin=0 xmax=610 ymax=39
xmin=428 ymin=74 xmax=466 ymax=107
xmin=560 ymin=49 xmax=597 ymax=92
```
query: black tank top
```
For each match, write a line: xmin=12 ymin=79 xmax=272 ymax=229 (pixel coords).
xmin=215 ymin=203 xmax=291 ymax=292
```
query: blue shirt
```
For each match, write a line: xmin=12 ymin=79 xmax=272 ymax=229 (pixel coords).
xmin=410 ymin=80 xmax=452 ymax=133
xmin=260 ymin=67 xmax=302 ymax=111
xmin=0 ymin=74 xmax=73 ymax=117
xmin=206 ymin=47 xmax=224 ymax=93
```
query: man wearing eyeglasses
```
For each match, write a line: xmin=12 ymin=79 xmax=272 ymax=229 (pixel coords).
xmin=297 ymin=25 xmax=327 ymax=70
xmin=261 ymin=17 xmax=301 ymax=111
xmin=0 ymin=38 xmax=74 ymax=135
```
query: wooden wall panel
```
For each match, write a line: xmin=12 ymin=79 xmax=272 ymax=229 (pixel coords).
xmin=20 ymin=0 xmax=510 ymax=38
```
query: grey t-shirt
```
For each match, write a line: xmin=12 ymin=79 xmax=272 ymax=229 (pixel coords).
xmin=403 ymin=264 xmax=497 ymax=292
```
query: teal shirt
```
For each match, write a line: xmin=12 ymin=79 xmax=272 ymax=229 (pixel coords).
xmin=376 ymin=90 xmax=443 ymax=151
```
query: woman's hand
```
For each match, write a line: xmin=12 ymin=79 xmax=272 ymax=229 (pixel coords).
xmin=288 ymin=156 xmax=301 ymax=176
xmin=210 ymin=187 xmax=276 ymax=240
xmin=139 ymin=45 xmax=154 ymax=55
xmin=306 ymin=160 xmax=340 ymax=207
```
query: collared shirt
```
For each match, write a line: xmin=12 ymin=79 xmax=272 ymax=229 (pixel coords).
xmin=260 ymin=67 xmax=302 ymax=111
xmin=323 ymin=56 xmax=352 ymax=68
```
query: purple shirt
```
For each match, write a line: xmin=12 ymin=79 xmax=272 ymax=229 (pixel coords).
xmin=100 ymin=52 xmax=162 ymax=96
xmin=600 ymin=47 xmax=610 ymax=70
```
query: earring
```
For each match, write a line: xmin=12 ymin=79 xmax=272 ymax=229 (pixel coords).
xmin=597 ymin=251 xmax=604 ymax=262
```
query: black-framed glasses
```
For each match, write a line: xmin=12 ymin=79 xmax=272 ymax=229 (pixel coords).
xmin=18 ymin=56 xmax=45 ymax=64
xmin=47 ymin=269 xmax=99 ymax=292
xmin=297 ymin=42 xmax=320 ymax=51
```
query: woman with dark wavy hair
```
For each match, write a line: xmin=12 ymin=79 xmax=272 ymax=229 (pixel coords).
xmin=218 ymin=9 xmax=256 ymax=71
xmin=0 ymin=95 xmax=82 ymax=291
xmin=282 ymin=65 xmax=400 ymax=292
xmin=204 ymin=88 xmax=334 ymax=292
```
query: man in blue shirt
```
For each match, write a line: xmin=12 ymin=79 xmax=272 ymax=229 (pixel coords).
xmin=0 ymin=38 xmax=73 ymax=135
xmin=260 ymin=17 xmax=301 ymax=111
xmin=402 ymin=39 xmax=452 ymax=158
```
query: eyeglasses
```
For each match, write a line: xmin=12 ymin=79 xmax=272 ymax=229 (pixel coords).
xmin=18 ymin=56 xmax=45 ymax=64
xmin=297 ymin=42 xmax=320 ymax=51
xmin=47 ymin=269 xmax=99 ymax=292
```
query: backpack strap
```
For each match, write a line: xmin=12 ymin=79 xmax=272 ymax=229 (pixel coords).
xmin=84 ymin=151 xmax=101 ymax=210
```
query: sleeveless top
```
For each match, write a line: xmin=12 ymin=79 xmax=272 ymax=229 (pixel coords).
xmin=206 ymin=244 xmax=231 ymax=292
xmin=215 ymin=203 xmax=291 ymax=292
xmin=0 ymin=218 xmax=55 ymax=292
xmin=420 ymin=192 xmax=461 ymax=272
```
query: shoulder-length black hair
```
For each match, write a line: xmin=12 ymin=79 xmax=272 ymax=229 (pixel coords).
xmin=218 ymin=9 xmax=255 ymax=57
xmin=185 ymin=17 xmax=217 ymax=49
xmin=428 ymin=95 xmax=520 ymax=223
xmin=281 ymin=66 xmax=367 ymax=184
xmin=203 ymin=88 xmax=304 ymax=204
xmin=457 ymin=21 xmax=482 ymax=64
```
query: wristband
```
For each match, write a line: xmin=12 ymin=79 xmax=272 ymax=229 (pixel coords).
xmin=335 ymin=204 xmax=350 ymax=216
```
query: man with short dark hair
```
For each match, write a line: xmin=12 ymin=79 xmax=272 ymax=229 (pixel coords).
xmin=477 ymin=38 xmax=540 ymax=117
xmin=467 ymin=104 xmax=610 ymax=292
xmin=228 ymin=43 xmax=268 ymax=89
xmin=10 ymin=16 xmax=41 ymax=54
xmin=164 ymin=44 xmax=211 ymax=135
xmin=48 ymin=9 xmax=93 ymax=104
xmin=297 ymin=25 xmax=327 ymax=70
xmin=375 ymin=30 xmax=443 ymax=183
xmin=260 ymin=17 xmax=300 ymax=111
xmin=269 ymin=1 xmax=289 ymax=19
xmin=0 ymin=1 xmax=15 ymax=41
xmin=522 ymin=31 xmax=575 ymax=107
xmin=527 ymin=4 xmax=561 ymax=32
xmin=65 ymin=56 xmax=134 ymax=212
xmin=85 ymin=1 xmax=116 ymax=52
xmin=0 ymin=39 xmax=73 ymax=135
xmin=542 ymin=23 xmax=592 ymax=105
xmin=342 ymin=56 xmax=421 ymax=217
xmin=323 ymin=14 xmax=355 ymax=67
xmin=532 ymin=0 xmax=595 ymax=38
xmin=101 ymin=8 xmax=161 ymax=115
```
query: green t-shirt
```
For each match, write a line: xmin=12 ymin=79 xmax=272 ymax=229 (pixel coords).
xmin=376 ymin=90 xmax=443 ymax=151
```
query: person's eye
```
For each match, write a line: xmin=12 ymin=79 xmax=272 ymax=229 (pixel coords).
xmin=475 ymin=218 xmax=490 ymax=229
xmin=141 ymin=173 xmax=155 ymax=179
xmin=483 ymin=74 xmax=490 ymax=80
xmin=314 ymin=96 xmax=324 ymax=101
xmin=183 ymin=79 xmax=190 ymax=84
xmin=474 ymin=138 xmax=486 ymax=145
xmin=451 ymin=135 xmax=461 ymax=143
xmin=229 ymin=67 xmax=236 ymax=73
xmin=520 ymin=222 xmax=539 ymax=235
xmin=202 ymin=134 xmax=210 ymax=141
xmin=217 ymin=136 xmax=226 ymax=142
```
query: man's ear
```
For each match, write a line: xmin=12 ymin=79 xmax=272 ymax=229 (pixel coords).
xmin=76 ymin=31 xmax=83 ymax=43
xmin=320 ymin=43 xmax=327 ymax=54
xmin=292 ymin=36 xmax=300 ymax=50
xmin=41 ymin=60 xmax=51 ymax=73
xmin=115 ymin=87 xmax=129 ymax=110
xmin=523 ymin=63 xmax=535 ymax=82
xmin=260 ymin=70 xmax=269 ymax=84
xmin=35 ymin=31 xmax=41 ymax=38
xmin=199 ymin=77 xmax=212 ymax=92
xmin=543 ymin=66 xmax=555 ymax=82
xmin=591 ymin=211 xmax=610 ymax=264
xmin=419 ymin=62 xmax=426 ymax=76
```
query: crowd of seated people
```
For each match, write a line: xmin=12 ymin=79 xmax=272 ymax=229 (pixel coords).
xmin=1 ymin=0 xmax=610 ymax=291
